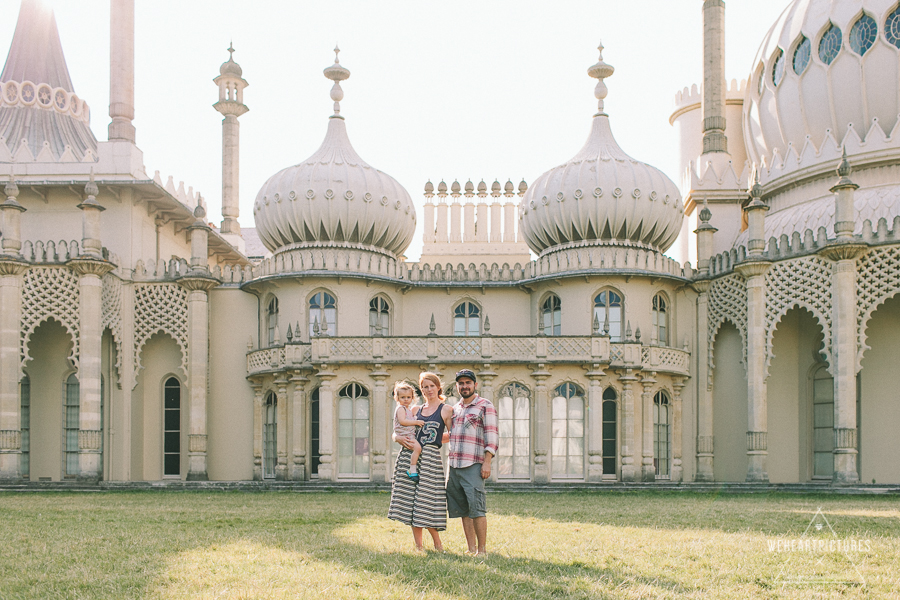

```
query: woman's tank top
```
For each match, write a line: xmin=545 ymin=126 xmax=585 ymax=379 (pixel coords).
xmin=415 ymin=402 xmax=446 ymax=448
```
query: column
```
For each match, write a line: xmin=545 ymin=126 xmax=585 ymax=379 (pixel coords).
xmin=618 ymin=368 xmax=639 ymax=482
xmin=290 ymin=372 xmax=309 ymax=481
xmin=316 ymin=366 xmax=337 ymax=481
xmin=275 ymin=376 xmax=289 ymax=480
xmin=251 ymin=383 xmax=263 ymax=480
xmin=478 ymin=366 xmax=496 ymax=401
xmin=108 ymin=0 xmax=136 ymax=143
xmin=640 ymin=371 xmax=657 ymax=482
xmin=531 ymin=364 xmax=550 ymax=483
xmin=671 ymin=377 xmax=686 ymax=482
xmin=370 ymin=365 xmax=389 ymax=482
xmin=585 ymin=364 xmax=604 ymax=481
xmin=693 ymin=281 xmax=715 ymax=481
xmin=701 ymin=0 xmax=727 ymax=154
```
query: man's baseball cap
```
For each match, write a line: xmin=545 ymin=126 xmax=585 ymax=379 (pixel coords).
xmin=455 ymin=369 xmax=477 ymax=382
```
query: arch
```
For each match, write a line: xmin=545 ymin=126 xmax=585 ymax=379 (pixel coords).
xmin=132 ymin=283 xmax=189 ymax=389
xmin=539 ymin=293 xmax=562 ymax=336
xmin=885 ymin=5 xmax=900 ymax=48
xmin=452 ymin=299 xmax=481 ymax=336
xmin=307 ymin=289 xmax=337 ymax=336
xmin=817 ymin=22 xmax=843 ymax=65
xmin=21 ymin=268 xmax=81 ymax=372
xmin=592 ymin=287 xmax=624 ymax=341
xmin=792 ymin=35 xmax=811 ymax=75
xmin=550 ymin=382 xmax=585 ymax=479
xmin=771 ymin=47 xmax=785 ymax=86
xmin=651 ymin=291 xmax=669 ymax=346
xmin=263 ymin=391 xmax=277 ymax=479
xmin=265 ymin=294 xmax=279 ymax=346
xmin=496 ymin=381 xmax=531 ymax=480
xmin=653 ymin=390 xmax=671 ymax=478
xmin=337 ymin=382 xmax=370 ymax=478
xmin=857 ymin=247 xmax=900 ymax=370
xmin=368 ymin=294 xmax=391 ymax=336
xmin=849 ymin=12 xmax=878 ymax=56
xmin=136 ymin=332 xmax=185 ymax=387
xmin=708 ymin=274 xmax=748 ymax=383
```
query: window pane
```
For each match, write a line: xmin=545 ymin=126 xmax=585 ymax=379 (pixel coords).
xmin=499 ymin=397 xmax=512 ymax=419
xmin=338 ymin=398 xmax=353 ymax=420
xmin=514 ymin=437 xmax=529 ymax=457
xmin=339 ymin=420 xmax=352 ymax=438
xmin=568 ymin=397 xmax=583 ymax=420
xmin=551 ymin=437 xmax=566 ymax=457
xmin=568 ymin=419 xmax=583 ymax=439
xmin=499 ymin=419 xmax=513 ymax=438
xmin=165 ymin=431 xmax=180 ymax=453
xmin=514 ymin=456 xmax=530 ymax=475
xmin=551 ymin=419 xmax=566 ymax=439
xmin=164 ymin=454 xmax=180 ymax=475
xmin=498 ymin=456 xmax=512 ymax=475
xmin=355 ymin=399 xmax=369 ymax=419
xmin=515 ymin=396 xmax=530 ymax=419
xmin=552 ymin=397 xmax=566 ymax=419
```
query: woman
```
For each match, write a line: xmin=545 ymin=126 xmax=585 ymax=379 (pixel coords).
xmin=387 ymin=372 xmax=453 ymax=551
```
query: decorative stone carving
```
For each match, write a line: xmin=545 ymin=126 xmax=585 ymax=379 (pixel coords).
xmin=133 ymin=283 xmax=189 ymax=387
xmin=857 ymin=247 xmax=900 ymax=371
xmin=21 ymin=267 xmax=80 ymax=369
xmin=101 ymin=274 xmax=123 ymax=376
xmin=707 ymin=273 xmax=747 ymax=373
xmin=0 ymin=430 xmax=21 ymax=450
xmin=189 ymin=434 xmax=208 ymax=453
xmin=78 ymin=430 xmax=102 ymax=451
xmin=746 ymin=431 xmax=767 ymax=452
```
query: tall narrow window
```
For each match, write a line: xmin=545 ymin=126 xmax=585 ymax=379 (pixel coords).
xmin=771 ymin=48 xmax=785 ymax=86
xmin=541 ymin=295 xmax=562 ymax=335
xmin=819 ymin=23 xmax=842 ymax=65
xmin=309 ymin=292 xmax=336 ymax=336
xmin=453 ymin=301 xmax=480 ymax=336
xmin=793 ymin=36 xmax=811 ymax=75
xmin=263 ymin=392 xmax=277 ymax=479
xmin=369 ymin=297 xmax=390 ymax=336
xmin=497 ymin=383 xmax=531 ymax=479
xmin=338 ymin=383 xmax=370 ymax=477
xmin=551 ymin=383 xmax=584 ymax=479
xmin=812 ymin=367 xmax=834 ymax=479
xmin=310 ymin=388 xmax=320 ymax=478
xmin=266 ymin=297 xmax=279 ymax=346
xmin=654 ymin=391 xmax=671 ymax=478
xmin=886 ymin=7 xmax=900 ymax=49
xmin=20 ymin=376 xmax=30 ymax=479
xmin=602 ymin=387 xmax=618 ymax=479
xmin=64 ymin=374 xmax=80 ymax=477
xmin=652 ymin=294 xmax=668 ymax=346
xmin=164 ymin=377 xmax=181 ymax=477
xmin=593 ymin=290 xmax=623 ymax=342
xmin=850 ymin=14 xmax=877 ymax=55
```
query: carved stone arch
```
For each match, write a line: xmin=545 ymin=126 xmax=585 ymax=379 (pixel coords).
xmin=101 ymin=274 xmax=123 ymax=378
xmin=133 ymin=283 xmax=189 ymax=389
xmin=134 ymin=331 xmax=186 ymax=392
xmin=601 ymin=381 xmax=622 ymax=400
xmin=707 ymin=273 xmax=748 ymax=380
xmin=337 ymin=380 xmax=371 ymax=398
xmin=764 ymin=256 xmax=833 ymax=377
xmin=857 ymin=246 xmax=900 ymax=371
xmin=496 ymin=380 xmax=531 ymax=399
xmin=550 ymin=380 xmax=586 ymax=398
xmin=21 ymin=267 xmax=81 ymax=371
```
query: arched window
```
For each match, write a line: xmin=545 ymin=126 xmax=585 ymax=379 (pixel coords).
xmin=652 ymin=294 xmax=668 ymax=346
xmin=454 ymin=301 xmax=480 ymax=336
xmin=310 ymin=388 xmax=320 ymax=478
xmin=20 ymin=375 xmax=30 ymax=478
xmin=497 ymin=383 xmax=531 ymax=479
xmin=551 ymin=383 xmax=585 ymax=479
xmin=812 ymin=366 xmax=834 ymax=479
xmin=266 ymin=296 xmax=279 ymax=346
xmin=443 ymin=383 xmax=459 ymax=406
xmin=541 ymin=295 xmax=561 ymax=336
xmin=602 ymin=387 xmax=617 ymax=479
xmin=793 ymin=35 xmax=811 ymax=75
xmin=593 ymin=290 xmax=623 ymax=342
xmin=338 ymin=383 xmax=370 ymax=477
xmin=309 ymin=291 xmax=336 ymax=337
xmin=887 ymin=6 xmax=900 ymax=49
xmin=369 ymin=297 xmax=390 ymax=336
xmin=64 ymin=374 xmax=79 ymax=478
xmin=654 ymin=390 xmax=671 ymax=478
xmin=263 ymin=392 xmax=277 ymax=479
xmin=819 ymin=23 xmax=842 ymax=65
xmin=850 ymin=13 xmax=877 ymax=55
xmin=771 ymin=48 xmax=785 ymax=86
xmin=163 ymin=377 xmax=181 ymax=477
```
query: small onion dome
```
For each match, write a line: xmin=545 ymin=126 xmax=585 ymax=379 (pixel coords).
xmin=252 ymin=48 xmax=415 ymax=256
xmin=438 ymin=180 xmax=448 ymax=193
xmin=451 ymin=180 xmax=461 ymax=194
xmin=424 ymin=180 xmax=434 ymax=194
xmin=220 ymin=44 xmax=243 ymax=77
xmin=477 ymin=180 xmax=487 ymax=193
xmin=465 ymin=180 xmax=474 ymax=193
xmin=518 ymin=179 xmax=528 ymax=194
xmin=520 ymin=43 xmax=682 ymax=255
xmin=504 ymin=180 xmax=514 ymax=193
xmin=491 ymin=180 xmax=501 ymax=193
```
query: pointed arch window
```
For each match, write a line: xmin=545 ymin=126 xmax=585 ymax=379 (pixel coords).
xmin=652 ymin=294 xmax=668 ymax=346
xmin=497 ymin=383 xmax=531 ymax=479
xmin=369 ymin=297 xmax=390 ymax=336
xmin=338 ymin=383 xmax=370 ymax=477
xmin=263 ymin=392 xmax=277 ymax=479
xmin=551 ymin=383 xmax=584 ymax=479
xmin=541 ymin=295 xmax=562 ymax=336
xmin=593 ymin=290 xmax=623 ymax=342
xmin=887 ymin=7 xmax=900 ymax=48
xmin=602 ymin=387 xmax=618 ymax=478
xmin=771 ymin=48 xmax=785 ymax=86
xmin=454 ymin=301 xmax=480 ymax=336
xmin=164 ymin=377 xmax=181 ymax=477
xmin=819 ymin=23 xmax=842 ymax=65
xmin=266 ymin=296 xmax=279 ymax=346
xmin=309 ymin=292 xmax=336 ymax=337
xmin=793 ymin=36 xmax=811 ymax=75
xmin=20 ymin=376 xmax=30 ymax=478
xmin=64 ymin=374 xmax=79 ymax=478
xmin=850 ymin=14 xmax=877 ymax=55
xmin=654 ymin=391 xmax=671 ymax=478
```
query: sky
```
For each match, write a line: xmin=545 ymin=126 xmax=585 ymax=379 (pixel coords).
xmin=0 ymin=0 xmax=790 ymax=260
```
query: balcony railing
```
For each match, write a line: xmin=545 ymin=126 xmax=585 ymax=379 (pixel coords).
xmin=246 ymin=336 xmax=690 ymax=377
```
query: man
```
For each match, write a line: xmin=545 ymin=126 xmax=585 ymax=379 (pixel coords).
xmin=447 ymin=369 xmax=498 ymax=556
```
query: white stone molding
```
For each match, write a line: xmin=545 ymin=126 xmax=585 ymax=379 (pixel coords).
xmin=1 ymin=80 xmax=91 ymax=125
xmin=856 ymin=246 xmax=900 ymax=372
xmin=707 ymin=273 xmax=747 ymax=376
xmin=132 ymin=283 xmax=189 ymax=388
xmin=101 ymin=274 xmax=123 ymax=377
xmin=21 ymin=267 xmax=80 ymax=370
xmin=763 ymin=255 xmax=833 ymax=377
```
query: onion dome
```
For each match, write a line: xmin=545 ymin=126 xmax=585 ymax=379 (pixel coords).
xmin=253 ymin=47 xmax=416 ymax=256
xmin=521 ymin=44 xmax=683 ymax=255
xmin=0 ymin=0 xmax=97 ymax=162
xmin=477 ymin=180 xmax=487 ymax=193
xmin=744 ymin=0 xmax=900 ymax=170
xmin=219 ymin=43 xmax=243 ymax=77
xmin=424 ymin=180 xmax=434 ymax=194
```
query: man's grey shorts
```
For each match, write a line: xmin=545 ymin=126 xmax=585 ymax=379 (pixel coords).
xmin=447 ymin=463 xmax=486 ymax=518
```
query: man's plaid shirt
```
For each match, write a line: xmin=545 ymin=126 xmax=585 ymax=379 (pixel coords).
xmin=448 ymin=394 xmax=499 ymax=468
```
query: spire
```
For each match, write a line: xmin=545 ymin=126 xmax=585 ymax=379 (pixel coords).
xmin=1 ymin=0 xmax=74 ymax=90
xmin=108 ymin=0 xmax=136 ymax=143
xmin=323 ymin=45 xmax=350 ymax=119
xmin=587 ymin=42 xmax=614 ymax=116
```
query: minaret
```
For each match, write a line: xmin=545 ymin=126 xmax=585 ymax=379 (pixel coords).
xmin=108 ymin=0 xmax=135 ymax=143
xmin=702 ymin=0 xmax=726 ymax=154
xmin=213 ymin=44 xmax=249 ymax=236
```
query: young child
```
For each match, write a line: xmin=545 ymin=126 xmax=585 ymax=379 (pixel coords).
xmin=393 ymin=381 xmax=425 ymax=479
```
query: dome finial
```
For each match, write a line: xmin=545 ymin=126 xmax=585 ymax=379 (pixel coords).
xmin=587 ymin=41 xmax=615 ymax=116
xmin=228 ymin=41 xmax=235 ymax=59
xmin=323 ymin=45 xmax=351 ymax=119
xmin=837 ymin=146 xmax=852 ymax=178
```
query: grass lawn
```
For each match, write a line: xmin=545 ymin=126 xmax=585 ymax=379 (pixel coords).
xmin=0 ymin=491 xmax=898 ymax=599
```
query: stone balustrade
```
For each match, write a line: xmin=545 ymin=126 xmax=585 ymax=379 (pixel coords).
xmin=246 ymin=336 xmax=691 ymax=377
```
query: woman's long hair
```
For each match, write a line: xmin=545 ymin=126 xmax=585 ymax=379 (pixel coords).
xmin=418 ymin=372 xmax=446 ymax=402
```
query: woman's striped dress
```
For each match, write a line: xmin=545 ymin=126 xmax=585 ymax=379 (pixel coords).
xmin=387 ymin=445 xmax=447 ymax=531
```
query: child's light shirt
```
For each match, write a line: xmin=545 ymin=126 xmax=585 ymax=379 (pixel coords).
xmin=393 ymin=404 xmax=418 ymax=438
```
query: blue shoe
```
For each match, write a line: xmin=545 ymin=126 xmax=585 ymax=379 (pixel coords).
xmin=407 ymin=470 xmax=419 ymax=480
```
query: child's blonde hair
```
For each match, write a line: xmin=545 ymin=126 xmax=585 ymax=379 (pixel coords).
xmin=392 ymin=381 xmax=417 ymax=403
